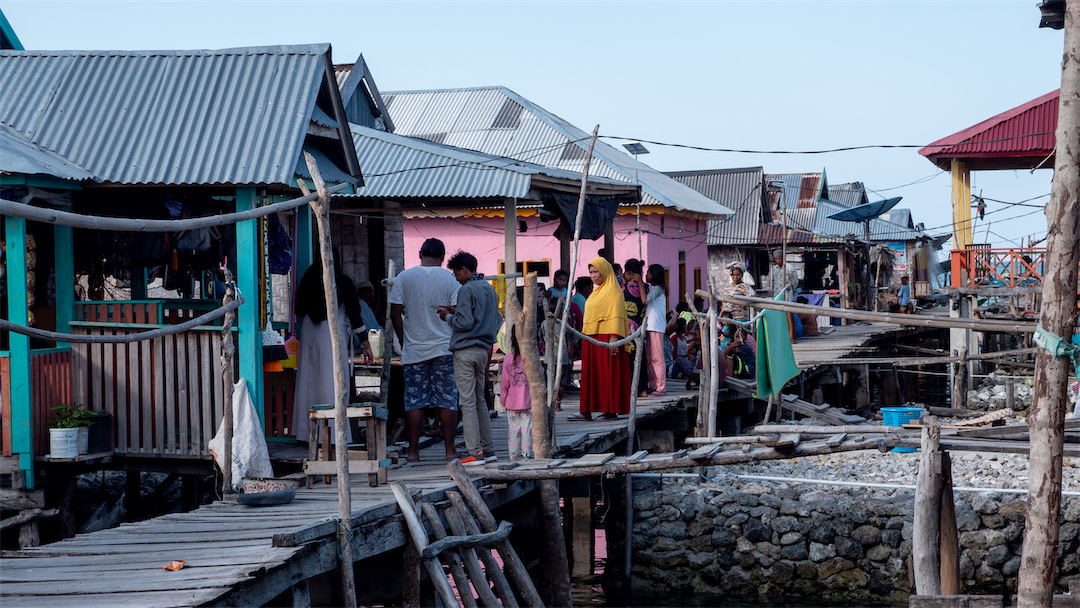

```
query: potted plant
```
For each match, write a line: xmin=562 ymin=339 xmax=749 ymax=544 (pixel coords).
xmin=49 ymin=404 xmax=92 ymax=458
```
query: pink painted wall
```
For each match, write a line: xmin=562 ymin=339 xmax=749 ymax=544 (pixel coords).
xmin=402 ymin=212 xmax=709 ymax=312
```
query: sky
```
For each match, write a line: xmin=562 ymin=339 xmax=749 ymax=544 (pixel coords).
xmin=3 ymin=0 xmax=1065 ymax=249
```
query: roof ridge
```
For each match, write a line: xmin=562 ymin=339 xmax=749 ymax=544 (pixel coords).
xmin=0 ymin=43 xmax=330 ymax=57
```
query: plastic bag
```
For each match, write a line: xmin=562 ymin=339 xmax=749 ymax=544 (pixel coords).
xmin=208 ymin=379 xmax=273 ymax=493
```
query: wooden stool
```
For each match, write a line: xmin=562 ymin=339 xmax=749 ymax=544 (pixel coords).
xmin=304 ymin=403 xmax=388 ymax=488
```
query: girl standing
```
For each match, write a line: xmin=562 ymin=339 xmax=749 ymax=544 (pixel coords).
xmin=643 ymin=263 xmax=668 ymax=396
xmin=500 ymin=327 xmax=533 ymax=460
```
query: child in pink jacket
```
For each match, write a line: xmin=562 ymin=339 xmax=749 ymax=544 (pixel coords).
xmin=500 ymin=328 xmax=533 ymax=460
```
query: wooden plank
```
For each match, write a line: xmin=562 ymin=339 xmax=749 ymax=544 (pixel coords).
xmin=165 ymin=335 xmax=177 ymax=454
xmin=0 ymin=589 xmax=228 ymax=608
xmin=908 ymin=595 xmax=1003 ymax=608
xmin=177 ymin=331 xmax=189 ymax=455
xmin=154 ymin=337 xmax=165 ymax=454
xmin=303 ymin=460 xmax=385 ymax=476
xmin=774 ymin=434 xmax=801 ymax=450
xmin=824 ymin=433 xmax=847 ymax=447
xmin=116 ymin=334 xmax=128 ymax=452
xmin=0 ymin=545 xmax=291 ymax=569
xmin=129 ymin=340 xmax=142 ymax=453
xmin=200 ymin=332 xmax=213 ymax=456
xmin=687 ymin=444 xmax=723 ymax=459
xmin=0 ymin=575 xmax=250 ymax=597
xmin=627 ymin=450 xmax=649 ymax=463
xmin=211 ymin=333 xmax=224 ymax=441
xmin=140 ymin=332 xmax=152 ymax=453
xmin=570 ymin=453 xmax=614 ymax=467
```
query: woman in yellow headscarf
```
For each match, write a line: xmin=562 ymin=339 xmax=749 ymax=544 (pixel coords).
xmin=568 ymin=257 xmax=631 ymax=421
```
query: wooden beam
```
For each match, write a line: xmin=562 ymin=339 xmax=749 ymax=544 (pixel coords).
xmin=0 ymin=488 xmax=44 ymax=510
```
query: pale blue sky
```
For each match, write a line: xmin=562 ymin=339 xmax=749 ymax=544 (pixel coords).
xmin=4 ymin=0 xmax=1064 ymax=248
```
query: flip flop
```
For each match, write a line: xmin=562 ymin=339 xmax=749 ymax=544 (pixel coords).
xmin=567 ymin=414 xmax=592 ymax=422
xmin=597 ymin=413 xmax=619 ymax=420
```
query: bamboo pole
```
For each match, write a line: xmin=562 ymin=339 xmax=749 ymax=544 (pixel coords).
xmin=219 ymin=270 xmax=236 ymax=497
xmin=951 ymin=347 xmax=968 ymax=409
xmin=703 ymin=291 xmax=1036 ymax=333
xmin=1019 ymin=2 xmax=1080 ymax=602
xmin=913 ymin=417 xmax=942 ymax=594
xmin=390 ymin=483 xmax=459 ymax=608
xmin=706 ymin=281 xmax=720 ymax=435
xmin=688 ymin=295 xmax=710 ymax=435
xmin=303 ymin=153 xmax=356 ymax=607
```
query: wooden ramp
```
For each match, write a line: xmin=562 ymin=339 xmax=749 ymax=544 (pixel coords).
xmin=0 ymin=393 xmax=689 ymax=607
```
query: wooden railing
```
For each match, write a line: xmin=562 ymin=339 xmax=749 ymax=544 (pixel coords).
xmin=263 ymin=368 xmax=296 ymax=439
xmin=1 ymin=348 xmax=73 ymax=457
xmin=74 ymin=299 xmax=222 ymax=326
xmin=950 ymin=247 xmax=1058 ymax=289
xmin=70 ymin=323 xmax=226 ymax=458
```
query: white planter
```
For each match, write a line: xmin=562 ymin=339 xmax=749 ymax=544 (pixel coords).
xmin=77 ymin=427 xmax=89 ymax=455
xmin=49 ymin=428 xmax=80 ymax=459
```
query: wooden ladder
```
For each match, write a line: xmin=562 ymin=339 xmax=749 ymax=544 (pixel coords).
xmin=390 ymin=461 xmax=544 ymax=607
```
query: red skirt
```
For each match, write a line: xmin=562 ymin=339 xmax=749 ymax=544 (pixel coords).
xmin=580 ymin=333 xmax=631 ymax=415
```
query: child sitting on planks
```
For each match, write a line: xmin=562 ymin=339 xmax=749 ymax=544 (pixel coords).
xmin=500 ymin=325 xmax=533 ymax=460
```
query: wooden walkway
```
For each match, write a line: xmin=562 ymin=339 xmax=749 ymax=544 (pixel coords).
xmin=0 ymin=390 xmax=692 ymax=607
xmin=790 ymin=321 xmax=907 ymax=368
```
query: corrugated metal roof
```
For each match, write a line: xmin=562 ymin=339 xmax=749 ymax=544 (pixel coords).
xmin=383 ymin=86 xmax=733 ymax=218
xmin=0 ymin=122 xmax=92 ymax=180
xmin=815 ymin=198 xmax=923 ymax=242
xmin=0 ymin=44 xmax=352 ymax=186
xmin=826 ymin=182 xmax=867 ymax=208
xmin=920 ymin=90 xmax=1058 ymax=170
xmin=335 ymin=55 xmax=394 ymax=132
xmin=344 ymin=124 xmax=632 ymax=200
xmin=665 ymin=167 xmax=764 ymax=244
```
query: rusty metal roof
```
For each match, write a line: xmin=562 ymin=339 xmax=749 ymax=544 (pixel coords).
xmin=919 ymin=90 xmax=1058 ymax=171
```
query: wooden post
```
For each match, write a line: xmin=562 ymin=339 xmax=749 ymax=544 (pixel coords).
xmin=1019 ymin=3 xmax=1080 ymax=604
xmin=401 ymin=530 xmax=421 ymax=608
xmin=504 ymin=197 xmax=517 ymax=341
xmin=706 ymin=282 xmax=719 ymax=435
xmin=571 ymin=495 xmax=593 ymax=578
xmin=559 ymin=222 xmax=571 ymax=279
xmin=4 ymin=215 xmax=32 ymax=485
xmin=53 ymin=224 xmax=73 ymax=347
xmin=913 ymin=417 xmax=942 ymax=594
xmin=939 ymin=450 xmax=960 ymax=595
xmin=235 ymin=186 xmax=264 ymax=427
xmin=952 ymin=348 xmax=969 ymax=410
xmin=1006 ymin=377 xmax=1015 ymax=411
xmin=220 ymin=271 xmax=236 ymax=496
xmin=304 ymin=153 xmax=356 ymax=608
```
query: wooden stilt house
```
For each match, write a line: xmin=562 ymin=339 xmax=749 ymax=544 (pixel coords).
xmin=0 ymin=44 xmax=360 ymax=496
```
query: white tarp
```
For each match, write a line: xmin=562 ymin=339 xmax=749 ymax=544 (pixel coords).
xmin=208 ymin=379 xmax=273 ymax=492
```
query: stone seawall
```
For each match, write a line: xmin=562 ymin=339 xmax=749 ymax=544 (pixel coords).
xmin=630 ymin=478 xmax=1080 ymax=605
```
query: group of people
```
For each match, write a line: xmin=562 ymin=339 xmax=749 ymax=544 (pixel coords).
xmin=290 ymin=241 xmax=827 ymax=465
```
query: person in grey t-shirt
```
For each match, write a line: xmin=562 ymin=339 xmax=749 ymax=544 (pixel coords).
xmin=390 ymin=238 xmax=460 ymax=461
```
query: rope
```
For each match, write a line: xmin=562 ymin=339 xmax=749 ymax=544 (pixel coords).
xmin=0 ymin=182 xmax=349 ymax=232
xmin=562 ymin=323 xmax=646 ymax=348
xmin=0 ymin=296 xmax=243 ymax=343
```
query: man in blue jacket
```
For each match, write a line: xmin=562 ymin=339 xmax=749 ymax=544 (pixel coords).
xmin=438 ymin=251 xmax=502 ymax=465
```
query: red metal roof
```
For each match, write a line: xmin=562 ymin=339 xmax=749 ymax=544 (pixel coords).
xmin=919 ymin=90 xmax=1058 ymax=171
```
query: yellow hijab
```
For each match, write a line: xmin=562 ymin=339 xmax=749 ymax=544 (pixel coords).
xmin=582 ymin=257 xmax=629 ymax=337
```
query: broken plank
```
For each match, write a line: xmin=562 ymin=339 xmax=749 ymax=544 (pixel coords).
xmin=626 ymin=450 xmax=649 ymax=463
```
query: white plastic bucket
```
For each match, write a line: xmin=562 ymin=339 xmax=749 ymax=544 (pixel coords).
xmin=49 ymin=428 xmax=80 ymax=459
xmin=368 ymin=329 xmax=384 ymax=359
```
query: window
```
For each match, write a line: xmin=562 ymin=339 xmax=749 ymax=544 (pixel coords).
xmin=498 ymin=259 xmax=551 ymax=278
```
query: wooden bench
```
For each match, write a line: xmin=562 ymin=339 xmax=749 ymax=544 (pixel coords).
xmin=304 ymin=403 xmax=389 ymax=488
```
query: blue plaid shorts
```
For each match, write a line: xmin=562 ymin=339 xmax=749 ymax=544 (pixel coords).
xmin=403 ymin=355 xmax=459 ymax=411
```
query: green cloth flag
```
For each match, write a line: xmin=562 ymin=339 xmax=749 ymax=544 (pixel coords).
xmin=754 ymin=309 xmax=799 ymax=399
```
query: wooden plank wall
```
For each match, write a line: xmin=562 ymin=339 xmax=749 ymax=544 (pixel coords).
xmin=70 ymin=327 xmax=224 ymax=458
xmin=1 ymin=355 xmax=11 ymax=456
xmin=263 ymin=369 xmax=296 ymax=438
xmin=30 ymin=350 xmax=72 ymax=456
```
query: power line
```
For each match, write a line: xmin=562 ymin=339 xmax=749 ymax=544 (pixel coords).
xmin=600 ymin=132 xmax=1056 ymax=155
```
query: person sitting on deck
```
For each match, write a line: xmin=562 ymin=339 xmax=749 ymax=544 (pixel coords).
xmin=794 ymin=296 xmax=820 ymax=337
xmin=719 ymin=316 xmax=757 ymax=380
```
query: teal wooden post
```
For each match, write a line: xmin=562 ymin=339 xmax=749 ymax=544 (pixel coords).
xmin=296 ymin=202 xmax=313 ymax=278
xmin=5 ymin=216 xmax=33 ymax=486
xmin=235 ymin=187 xmax=264 ymax=427
xmin=53 ymin=224 xmax=74 ymax=347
